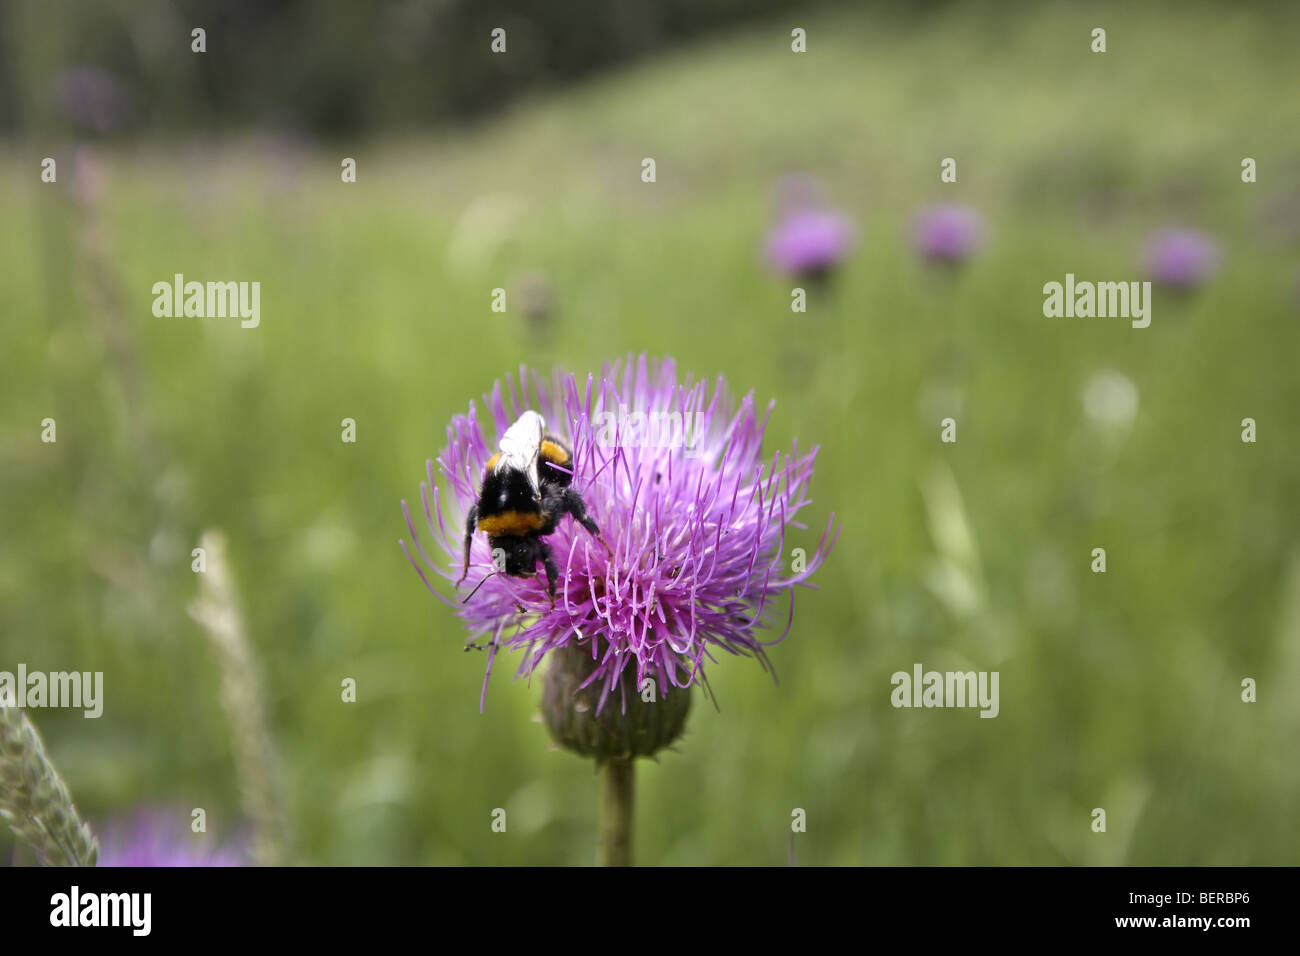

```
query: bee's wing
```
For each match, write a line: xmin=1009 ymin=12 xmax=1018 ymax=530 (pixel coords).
xmin=497 ymin=410 xmax=546 ymax=494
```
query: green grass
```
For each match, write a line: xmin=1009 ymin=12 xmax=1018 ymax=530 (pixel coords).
xmin=2 ymin=0 xmax=1299 ymax=864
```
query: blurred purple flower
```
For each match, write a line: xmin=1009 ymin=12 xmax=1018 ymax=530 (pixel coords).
xmin=97 ymin=809 xmax=245 ymax=867
xmin=1142 ymin=229 xmax=1220 ymax=289
xmin=766 ymin=211 xmax=856 ymax=279
xmin=401 ymin=355 xmax=837 ymax=713
xmin=513 ymin=270 xmax=554 ymax=326
xmin=53 ymin=67 xmax=131 ymax=134
xmin=911 ymin=204 xmax=985 ymax=264
xmin=765 ymin=175 xmax=855 ymax=280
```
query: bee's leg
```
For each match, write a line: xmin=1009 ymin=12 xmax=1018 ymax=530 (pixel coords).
xmin=562 ymin=488 xmax=611 ymax=555
xmin=538 ymin=541 xmax=559 ymax=610
xmin=459 ymin=505 xmax=478 ymax=586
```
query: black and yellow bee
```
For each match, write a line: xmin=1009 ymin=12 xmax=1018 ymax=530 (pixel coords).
xmin=459 ymin=410 xmax=606 ymax=605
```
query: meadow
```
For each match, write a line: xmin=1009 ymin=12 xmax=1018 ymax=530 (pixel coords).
xmin=2 ymin=1 xmax=1299 ymax=864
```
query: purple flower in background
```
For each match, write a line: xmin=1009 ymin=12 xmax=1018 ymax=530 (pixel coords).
xmin=53 ymin=67 xmax=131 ymax=134
xmin=1142 ymin=229 xmax=1220 ymax=289
xmin=97 ymin=809 xmax=245 ymax=867
xmin=513 ymin=270 xmax=554 ymax=328
xmin=400 ymin=356 xmax=837 ymax=717
xmin=766 ymin=211 xmax=856 ymax=279
xmin=911 ymin=204 xmax=985 ymax=265
xmin=765 ymin=175 xmax=856 ymax=281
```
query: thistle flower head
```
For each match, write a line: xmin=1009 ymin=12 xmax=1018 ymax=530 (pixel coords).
xmin=911 ymin=204 xmax=985 ymax=265
xmin=53 ymin=67 xmax=131 ymax=134
xmin=97 ymin=808 xmax=245 ymax=867
xmin=764 ymin=176 xmax=855 ymax=281
xmin=401 ymin=356 xmax=837 ymax=722
xmin=766 ymin=211 xmax=856 ymax=281
xmin=513 ymin=271 xmax=554 ymax=326
xmin=1142 ymin=228 xmax=1220 ymax=289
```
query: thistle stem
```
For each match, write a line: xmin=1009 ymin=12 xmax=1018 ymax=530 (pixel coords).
xmin=598 ymin=758 xmax=634 ymax=866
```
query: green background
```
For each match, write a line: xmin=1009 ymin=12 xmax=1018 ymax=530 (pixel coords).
xmin=2 ymin=1 xmax=1299 ymax=864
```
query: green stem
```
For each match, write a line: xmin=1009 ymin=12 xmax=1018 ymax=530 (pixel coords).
xmin=598 ymin=758 xmax=634 ymax=866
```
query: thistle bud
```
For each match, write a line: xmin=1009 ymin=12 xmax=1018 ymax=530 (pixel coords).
xmin=541 ymin=637 xmax=691 ymax=761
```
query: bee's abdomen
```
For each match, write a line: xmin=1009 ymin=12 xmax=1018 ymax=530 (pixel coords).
xmin=477 ymin=510 xmax=547 ymax=536
xmin=476 ymin=468 xmax=544 ymax=537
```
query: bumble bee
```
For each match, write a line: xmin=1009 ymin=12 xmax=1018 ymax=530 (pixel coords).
xmin=459 ymin=410 xmax=606 ymax=605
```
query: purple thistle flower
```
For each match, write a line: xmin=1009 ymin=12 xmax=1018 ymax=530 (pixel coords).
xmin=53 ymin=67 xmax=131 ymax=134
xmin=97 ymin=808 xmax=245 ymax=867
xmin=911 ymin=204 xmax=985 ymax=265
xmin=765 ymin=210 xmax=856 ymax=281
xmin=764 ymin=175 xmax=855 ymax=281
xmin=400 ymin=355 xmax=837 ymax=717
xmin=513 ymin=270 xmax=554 ymax=327
xmin=1142 ymin=229 xmax=1220 ymax=289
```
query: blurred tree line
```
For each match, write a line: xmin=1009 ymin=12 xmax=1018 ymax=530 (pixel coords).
xmin=1 ymin=0 xmax=827 ymax=138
